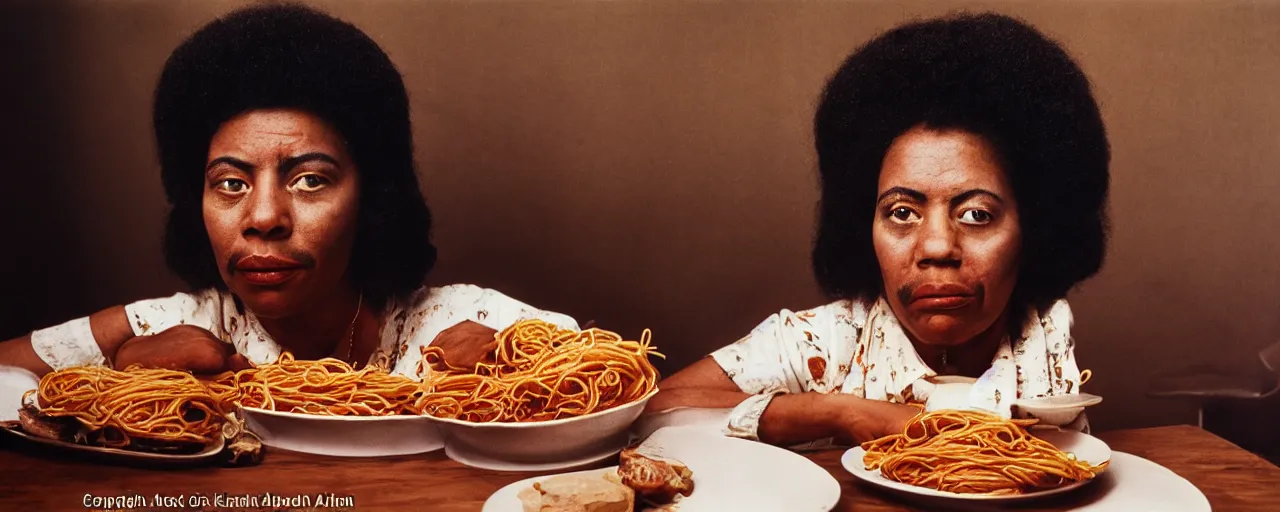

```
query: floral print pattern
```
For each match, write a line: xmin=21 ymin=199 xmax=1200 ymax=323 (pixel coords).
xmin=712 ymin=297 xmax=1089 ymax=444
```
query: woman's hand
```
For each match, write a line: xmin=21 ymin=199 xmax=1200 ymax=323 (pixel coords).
xmin=430 ymin=320 xmax=499 ymax=370
xmin=113 ymin=325 xmax=250 ymax=375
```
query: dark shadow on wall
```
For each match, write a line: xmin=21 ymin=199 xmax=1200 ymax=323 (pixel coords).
xmin=0 ymin=2 xmax=86 ymax=338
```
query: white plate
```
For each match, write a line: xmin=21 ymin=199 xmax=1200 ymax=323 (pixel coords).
xmin=483 ymin=426 xmax=840 ymax=511
xmin=0 ymin=365 xmax=39 ymax=422
xmin=842 ymin=428 xmax=1112 ymax=502
xmin=1062 ymin=451 xmax=1210 ymax=511
xmin=631 ymin=407 xmax=733 ymax=440
xmin=0 ymin=421 xmax=225 ymax=466
xmin=446 ymin=440 xmax=622 ymax=472
xmin=426 ymin=389 xmax=656 ymax=471
xmin=239 ymin=406 xmax=443 ymax=457
xmin=1 ymin=367 xmax=224 ymax=466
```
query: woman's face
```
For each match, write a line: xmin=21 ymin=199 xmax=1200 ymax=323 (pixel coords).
xmin=872 ymin=126 xmax=1021 ymax=347
xmin=203 ymin=109 xmax=360 ymax=319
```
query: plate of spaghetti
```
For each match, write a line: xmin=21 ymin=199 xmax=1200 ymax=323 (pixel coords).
xmin=415 ymin=319 xmax=664 ymax=471
xmin=0 ymin=365 xmax=255 ymax=465
xmin=206 ymin=353 xmax=444 ymax=457
xmin=842 ymin=409 xmax=1110 ymax=502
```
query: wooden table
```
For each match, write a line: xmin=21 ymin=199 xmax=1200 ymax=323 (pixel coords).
xmin=2 ymin=425 xmax=1277 ymax=511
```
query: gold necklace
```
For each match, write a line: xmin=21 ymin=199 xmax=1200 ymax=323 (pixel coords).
xmin=344 ymin=293 xmax=363 ymax=366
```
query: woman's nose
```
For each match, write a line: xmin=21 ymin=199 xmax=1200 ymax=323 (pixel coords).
xmin=917 ymin=214 xmax=960 ymax=267
xmin=242 ymin=186 xmax=292 ymax=240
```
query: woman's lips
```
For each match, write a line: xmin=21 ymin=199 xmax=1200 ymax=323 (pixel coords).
xmin=234 ymin=254 xmax=306 ymax=286
xmin=238 ymin=269 xmax=301 ymax=286
xmin=911 ymin=295 xmax=975 ymax=310
xmin=909 ymin=283 xmax=977 ymax=311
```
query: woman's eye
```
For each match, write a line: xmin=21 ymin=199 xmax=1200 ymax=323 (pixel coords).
xmin=214 ymin=179 xmax=247 ymax=193
xmin=959 ymin=209 xmax=993 ymax=225
xmin=292 ymin=174 xmax=328 ymax=192
xmin=890 ymin=207 xmax=919 ymax=222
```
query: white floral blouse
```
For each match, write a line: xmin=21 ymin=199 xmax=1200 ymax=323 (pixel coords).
xmin=29 ymin=284 xmax=578 ymax=380
xmin=711 ymin=297 xmax=1089 ymax=446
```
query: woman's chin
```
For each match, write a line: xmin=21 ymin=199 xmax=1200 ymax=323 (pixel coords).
xmin=230 ymin=289 xmax=304 ymax=320
xmin=911 ymin=317 xmax=984 ymax=347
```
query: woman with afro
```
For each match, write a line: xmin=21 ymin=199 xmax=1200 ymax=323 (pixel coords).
xmin=647 ymin=12 xmax=1110 ymax=448
xmin=0 ymin=3 xmax=577 ymax=383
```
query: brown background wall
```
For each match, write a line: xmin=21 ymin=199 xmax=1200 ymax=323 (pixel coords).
xmin=1 ymin=0 xmax=1278 ymax=432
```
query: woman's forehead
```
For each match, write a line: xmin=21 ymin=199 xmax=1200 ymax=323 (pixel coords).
xmin=877 ymin=126 xmax=1010 ymax=197
xmin=207 ymin=109 xmax=348 ymax=162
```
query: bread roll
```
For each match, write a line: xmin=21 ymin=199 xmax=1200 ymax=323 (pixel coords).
xmin=518 ymin=473 xmax=635 ymax=512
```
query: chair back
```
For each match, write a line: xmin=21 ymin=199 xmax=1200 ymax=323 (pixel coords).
xmin=1260 ymin=340 xmax=1280 ymax=374
xmin=1259 ymin=340 xmax=1280 ymax=398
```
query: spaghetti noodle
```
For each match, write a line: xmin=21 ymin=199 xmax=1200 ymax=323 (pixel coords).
xmin=207 ymin=352 xmax=424 ymax=416
xmin=28 ymin=366 xmax=226 ymax=450
xmin=862 ymin=409 xmax=1107 ymax=495
xmin=415 ymin=319 xmax=663 ymax=422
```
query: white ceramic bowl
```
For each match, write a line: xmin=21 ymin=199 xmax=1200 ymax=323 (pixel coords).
xmin=239 ymin=407 xmax=444 ymax=457
xmin=426 ymin=389 xmax=658 ymax=471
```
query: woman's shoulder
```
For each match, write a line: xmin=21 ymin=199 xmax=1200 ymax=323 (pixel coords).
xmin=1015 ymin=298 xmax=1074 ymax=351
xmin=765 ymin=298 xmax=870 ymax=331
xmin=389 ymin=284 xmax=509 ymax=311
xmin=388 ymin=284 xmax=576 ymax=328
xmin=726 ymin=299 xmax=868 ymax=352
xmin=1040 ymin=298 xmax=1073 ymax=331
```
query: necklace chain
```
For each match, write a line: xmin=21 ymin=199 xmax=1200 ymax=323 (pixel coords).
xmin=344 ymin=293 xmax=363 ymax=366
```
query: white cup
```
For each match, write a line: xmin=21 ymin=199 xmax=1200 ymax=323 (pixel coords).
xmin=925 ymin=381 xmax=976 ymax=412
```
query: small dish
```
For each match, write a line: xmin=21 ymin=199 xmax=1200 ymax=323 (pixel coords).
xmin=1014 ymin=393 xmax=1104 ymax=425
xmin=1016 ymin=392 xmax=1104 ymax=409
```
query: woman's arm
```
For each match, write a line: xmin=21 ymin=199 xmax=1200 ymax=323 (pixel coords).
xmin=0 ymin=306 xmax=135 ymax=376
xmin=0 ymin=300 xmax=247 ymax=376
xmin=113 ymin=325 xmax=249 ymax=374
xmin=648 ymin=357 xmax=919 ymax=445
xmin=399 ymin=285 xmax=580 ymax=374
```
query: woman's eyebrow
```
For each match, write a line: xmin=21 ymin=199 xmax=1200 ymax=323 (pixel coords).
xmin=280 ymin=152 xmax=339 ymax=174
xmin=205 ymin=156 xmax=253 ymax=174
xmin=877 ymin=186 xmax=926 ymax=204
xmin=950 ymin=189 xmax=1004 ymax=208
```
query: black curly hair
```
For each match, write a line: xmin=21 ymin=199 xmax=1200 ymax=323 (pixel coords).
xmin=152 ymin=2 xmax=435 ymax=307
xmin=812 ymin=12 xmax=1110 ymax=310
